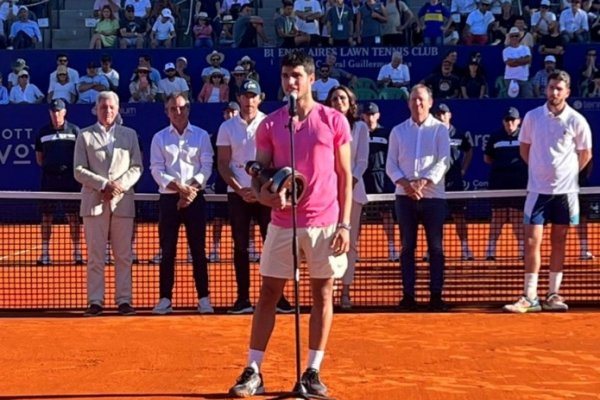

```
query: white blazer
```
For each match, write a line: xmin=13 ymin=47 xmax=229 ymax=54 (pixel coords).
xmin=351 ymin=120 xmax=369 ymax=205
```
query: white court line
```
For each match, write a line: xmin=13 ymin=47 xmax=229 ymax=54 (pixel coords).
xmin=0 ymin=246 xmax=40 ymax=261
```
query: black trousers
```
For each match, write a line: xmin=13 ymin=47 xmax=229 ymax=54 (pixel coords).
xmin=158 ymin=193 xmax=208 ymax=300
xmin=228 ymin=192 xmax=271 ymax=300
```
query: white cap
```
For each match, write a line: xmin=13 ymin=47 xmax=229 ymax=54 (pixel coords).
xmin=544 ymin=55 xmax=556 ymax=63
xmin=164 ymin=62 xmax=176 ymax=71
xmin=540 ymin=0 xmax=551 ymax=5
xmin=161 ymin=8 xmax=172 ymax=18
xmin=508 ymin=27 xmax=520 ymax=35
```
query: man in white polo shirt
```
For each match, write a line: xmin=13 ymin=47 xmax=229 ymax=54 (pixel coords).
xmin=463 ymin=0 xmax=494 ymax=45
xmin=377 ymin=51 xmax=410 ymax=94
xmin=503 ymin=26 xmax=532 ymax=98
xmin=503 ymin=70 xmax=592 ymax=313
xmin=157 ymin=62 xmax=189 ymax=102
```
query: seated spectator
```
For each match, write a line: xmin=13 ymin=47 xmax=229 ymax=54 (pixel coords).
xmin=532 ymin=55 xmax=557 ymax=97
xmin=119 ymin=4 xmax=148 ymax=49
xmin=8 ymin=58 xmax=28 ymax=90
xmin=503 ymin=17 xmax=534 ymax=48
xmin=198 ymin=68 xmax=229 ymax=103
xmin=98 ymin=54 xmax=119 ymax=92
xmin=135 ymin=54 xmax=161 ymax=85
xmin=463 ymin=0 xmax=494 ymax=45
xmin=326 ymin=53 xmax=356 ymax=86
xmin=275 ymin=0 xmax=297 ymax=47
xmin=9 ymin=6 xmax=41 ymax=49
xmin=176 ymin=57 xmax=192 ymax=88
xmin=93 ymin=0 xmax=121 ymax=18
xmin=238 ymin=55 xmax=259 ymax=82
xmin=47 ymin=65 xmax=77 ymax=104
xmin=311 ymin=64 xmax=340 ymax=102
xmin=444 ymin=21 xmax=460 ymax=44
xmin=418 ymin=0 xmax=452 ymax=47
xmin=233 ymin=3 xmax=269 ymax=47
xmin=377 ymin=51 xmax=410 ymax=92
xmin=531 ymin=0 xmax=556 ymax=43
xmin=560 ymin=0 xmax=590 ymax=43
xmin=222 ymin=0 xmax=249 ymax=20
xmin=489 ymin=0 xmax=516 ymax=45
xmin=157 ymin=62 xmax=190 ymax=101
xmin=129 ymin=65 xmax=157 ymax=102
xmin=228 ymin=65 xmax=248 ymax=101
xmin=0 ymin=0 xmax=18 ymax=48
xmin=0 ymin=73 xmax=9 ymax=105
xmin=124 ymin=0 xmax=152 ymax=20
xmin=438 ymin=49 xmax=465 ymax=77
xmin=49 ymin=54 xmax=80 ymax=88
xmin=579 ymin=47 xmax=598 ymax=94
xmin=9 ymin=70 xmax=43 ymax=104
xmin=460 ymin=57 xmax=487 ymax=98
xmin=422 ymin=60 xmax=461 ymax=98
xmin=219 ymin=15 xmax=235 ymax=46
xmin=503 ymin=27 xmax=533 ymax=98
xmin=326 ymin=0 xmax=355 ymax=46
xmin=590 ymin=0 xmax=600 ymax=41
xmin=193 ymin=12 xmax=213 ymax=47
xmin=90 ymin=6 xmax=119 ymax=49
xmin=202 ymin=51 xmax=231 ymax=83
xmin=150 ymin=0 xmax=181 ymax=25
xmin=586 ymin=69 xmax=600 ymax=96
xmin=383 ymin=0 xmax=413 ymax=46
xmin=356 ymin=0 xmax=387 ymax=46
xmin=151 ymin=8 xmax=176 ymax=48
xmin=450 ymin=0 xmax=477 ymax=36
xmin=538 ymin=21 xmax=565 ymax=67
xmin=294 ymin=0 xmax=323 ymax=46
xmin=77 ymin=62 xmax=109 ymax=104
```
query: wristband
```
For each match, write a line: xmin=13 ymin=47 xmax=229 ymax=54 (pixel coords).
xmin=337 ymin=223 xmax=351 ymax=231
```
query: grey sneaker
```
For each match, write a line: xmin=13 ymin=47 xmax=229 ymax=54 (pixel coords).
xmin=542 ymin=293 xmax=569 ymax=312
xmin=229 ymin=367 xmax=265 ymax=397
xmin=301 ymin=368 xmax=328 ymax=396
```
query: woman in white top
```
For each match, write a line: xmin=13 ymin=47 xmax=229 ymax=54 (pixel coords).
xmin=325 ymin=85 xmax=369 ymax=310
xmin=129 ymin=66 xmax=158 ymax=103
xmin=47 ymin=65 xmax=77 ymax=104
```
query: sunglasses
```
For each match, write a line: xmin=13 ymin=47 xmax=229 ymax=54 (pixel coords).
xmin=138 ymin=71 xmax=149 ymax=74
xmin=58 ymin=59 xmax=68 ymax=63
xmin=211 ymin=58 xmax=220 ymax=62
xmin=57 ymin=73 xmax=67 ymax=76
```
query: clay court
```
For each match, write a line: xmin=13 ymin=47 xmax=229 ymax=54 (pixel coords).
xmin=1 ymin=311 xmax=600 ymax=400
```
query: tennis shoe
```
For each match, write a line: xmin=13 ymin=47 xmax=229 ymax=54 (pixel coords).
xmin=148 ymin=253 xmax=162 ymax=265
xmin=83 ymin=304 xmax=103 ymax=317
xmin=542 ymin=293 xmax=569 ymax=312
xmin=581 ymin=251 xmax=595 ymax=260
xmin=198 ymin=296 xmax=214 ymax=314
xmin=276 ymin=297 xmax=294 ymax=313
xmin=207 ymin=250 xmax=220 ymax=262
xmin=502 ymin=296 xmax=541 ymax=313
xmin=228 ymin=298 xmax=254 ymax=314
xmin=118 ymin=303 xmax=136 ymax=316
xmin=152 ymin=297 xmax=173 ymax=315
xmin=301 ymin=368 xmax=328 ymax=396
xmin=388 ymin=245 xmax=400 ymax=261
xmin=73 ymin=252 xmax=84 ymax=265
xmin=461 ymin=248 xmax=474 ymax=261
xmin=36 ymin=254 xmax=52 ymax=266
xmin=229 ymin=367 xmax=265 ymax=397
xmin=341 ymin=294 xmax=352 ymax=310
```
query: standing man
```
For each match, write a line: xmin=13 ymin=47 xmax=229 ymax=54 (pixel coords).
xmin=386 ymin=84 xmax=450 ymax=312
xmin=35 ymin=99 xmax=82 ymax=266
xmin=504 ymin=71 xmax=592 ymax=313
xmin=217 ymin=79 xmax=292 ymax=315
xmin=150 ymin=92 xmax=215 ymax=315
xmin=229 ymin=50 xmax=352 ymax=398
xmin=74 ymin=91 xmax=143 ymax=317
xmin=434 ymin=103 xmax=474 ymax=261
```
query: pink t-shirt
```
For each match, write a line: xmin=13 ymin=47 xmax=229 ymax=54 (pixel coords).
xmin=256 ymin=103 xmax=351 ymax=228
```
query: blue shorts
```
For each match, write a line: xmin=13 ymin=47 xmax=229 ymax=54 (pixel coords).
xmin=524 ymin=192 xmax=579 ymax=225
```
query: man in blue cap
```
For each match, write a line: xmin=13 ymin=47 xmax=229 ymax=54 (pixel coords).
xmin=34 ymin=99 xmax=83 ymax=266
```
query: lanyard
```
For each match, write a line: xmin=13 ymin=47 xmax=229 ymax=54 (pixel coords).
xmin=335 ymin=5 xmax=345 ymax=22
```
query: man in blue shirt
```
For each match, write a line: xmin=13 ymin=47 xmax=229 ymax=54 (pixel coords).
xmin=9 ymin=6 xmax=41 ymax=49
xmin=418 ymin=0 xmax=452 ymax=46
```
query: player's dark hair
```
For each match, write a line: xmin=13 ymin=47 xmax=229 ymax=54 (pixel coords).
xmin=281 ymin=50 xmax=315 ymax=75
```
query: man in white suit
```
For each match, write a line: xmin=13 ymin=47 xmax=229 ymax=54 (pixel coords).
xmin=74 ymin=91 xmax=143 ymax=317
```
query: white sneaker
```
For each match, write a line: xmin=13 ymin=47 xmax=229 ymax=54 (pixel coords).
xmin=152 ymin=297 xmax=173 ymax=315
xmin=388 ymin=247 xmax=400 ymax=261
xmin=581 ymin=251 xmax=595 ymax=260
xmin=149 ymin=253 xmax=162 ymax=264
xmin=502 ymin=296 xmax=541 ymax=313
xmin=542 ymin=293 xmax=569 ymax=312
xmin=198 ymin=296 xmax=214 ymax=314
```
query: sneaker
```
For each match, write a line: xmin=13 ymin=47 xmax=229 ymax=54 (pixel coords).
xmin=388 ymin=248 xmax=400 ymax=262
xmin=249 ymin=252 xmax=260 ymax=262
xmin=428 ymin=295 xmax=449 ymax=312
xmin=229 ymin=367 xmax=265 ymax=397
xmin=118 ymin=303 xmax=136 ymax=316
xmin=276 ymin=297 xmax=294 ymax=313
xmin=398 ymin=296 xmax=418 ymax=312
xmin=461 ymin=249 xmax=474 ymax=261
xmin=502 ymin=296 xmax=542 ymax=313
xmin=73 ymin=253 xmax=84 ymax=265
xmin=486 ymin=255 xmax=496 ymax=261
xmin=83 ymin=304 xmax=103 ymax=317
xmin=341 ymin=294 xmax=352 ymax=310
xmin=542 ymin=293 xmax=569 ymax=312
xmin=152 ymin=297 xmax=173 ymax=315
xmin=36 ymin=254 xmax=52 ymax=266
xmin=301 ymin=368 xmax=328 ymax=396
xmin=148 ymin=253 xmax=162 ymax=265
xmin=581 ymin=251 xmax=595 ymax=260
xmin=208 ymin=250 xmax=220 ymax=263
xmin=198 ymin=296 xmax=214 ymax=314
xmin=228 ymin=298 xmax=254 ymax=314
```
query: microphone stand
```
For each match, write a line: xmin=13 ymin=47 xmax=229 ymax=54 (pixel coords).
xmin=272 ymin=99 xmax=331 ymax=400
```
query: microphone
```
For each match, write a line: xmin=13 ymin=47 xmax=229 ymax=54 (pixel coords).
xmin=288 ymin=92 xmax=298 ymax=117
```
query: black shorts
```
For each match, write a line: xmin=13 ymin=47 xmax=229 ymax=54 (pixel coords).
xmin=40 ymin=174 xmax=80 ymax=215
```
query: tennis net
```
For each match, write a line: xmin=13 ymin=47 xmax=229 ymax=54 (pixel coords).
xmin=0 ymin=189 xmax=599 ymax=310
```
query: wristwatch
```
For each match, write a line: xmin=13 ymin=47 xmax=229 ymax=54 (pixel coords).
xmin=337 ymin=223 xmax=351 ymax=231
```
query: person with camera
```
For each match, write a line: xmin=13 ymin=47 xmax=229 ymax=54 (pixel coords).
xmin=216 ymin=79 xmax=293 ymax=315
xmin=229 ymin=50 xmax=352 ymax=398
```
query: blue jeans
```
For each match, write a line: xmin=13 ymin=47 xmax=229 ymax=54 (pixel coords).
xmin=395 ymin=196 xmax=447 ymax=297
